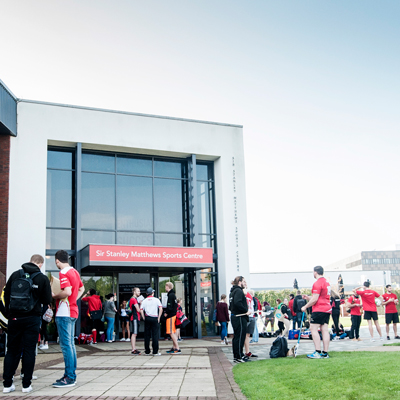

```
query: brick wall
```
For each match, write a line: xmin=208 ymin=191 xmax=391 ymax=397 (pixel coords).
xmin=0 ymin=135 xmax=10 ymax=286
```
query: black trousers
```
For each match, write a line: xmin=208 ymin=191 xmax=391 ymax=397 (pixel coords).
xmin=3 ymin=315 xmax=41 ymax=389
xmin=332 ymin=312 xmax=340 ymax=335
xmin=350 ymin=315 xmax=361 ymax=339
xmin=144 ymin=316 xmax=160 ymax=354
xmin=231 ymin=315 xmax=247 ymax=359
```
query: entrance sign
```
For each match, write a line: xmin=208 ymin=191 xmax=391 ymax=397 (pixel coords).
xmin=89 ymin=245 xmax=213 ymax=264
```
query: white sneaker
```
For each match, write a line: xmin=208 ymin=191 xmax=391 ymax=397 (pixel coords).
xmin=120 ymin=338 xmax=125 ymax=341
xmin=40 ymin=344 xmax=48 ymax=350
xmin=380 ymin=337 xmax=384 ymax=341
xmin=221 ymin=341 xmax=225 ymax=344
xmin=22 ymin=385 xmax=33 ymax=393
xmin=3 ymin=384 xmax=15 ymax=393
xmin=20 ymin=374 xmax=38 ymax=380
xmin=153 ymin=352 xmax=162 ymax=356
xmin=370 ymin=338 xmax=375 ymax=342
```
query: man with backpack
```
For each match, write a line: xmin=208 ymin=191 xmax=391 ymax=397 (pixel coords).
xmin=3 ymin=254 xmax=52 ymax=393
xmin=293 ymin=290 xmax=307 ymax=330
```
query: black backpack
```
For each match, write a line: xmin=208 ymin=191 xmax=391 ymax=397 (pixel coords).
xmin=269 ymin=336 xmax=288 ymax=358
xmin=297 ymin=298 xmax=306 ymax=311
xmin=9 ymin=270 xmax=41 ymax=314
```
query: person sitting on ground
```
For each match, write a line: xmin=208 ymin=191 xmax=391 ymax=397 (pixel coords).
xmin=353 ymin=281 xmax=383 ymax=342
xmin=216 ymin=294 xmax=230 ymax=345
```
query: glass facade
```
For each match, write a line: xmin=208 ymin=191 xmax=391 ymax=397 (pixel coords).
xmin=46 ymin=147 xmax=218 ymax=338
xmin=46 ymin=148 xmax=216 ymax=255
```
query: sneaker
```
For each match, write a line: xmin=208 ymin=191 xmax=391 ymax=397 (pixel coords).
xmin=3 ymin=384 xmax=15 ymax=393
xmin=224 ymin=337 xmax=229 ymax=345
xmin=153 ymin=352 xmax=162 ymax=356
xmin=395 ymin=336 xmax=400 ymax=339
xmin=52 ymin=377 xmax=76 ymax=388
xmin=173 ymin=349 xmax=182 ymax=354
xmin=166 ymin=349 xmax=176 ymax=354
xmin=246 ymin=352 xmax=258 ymax=358
xmin=307 ymin=351 xmax=323 ymax=359
xmin=249 ymin=340 xmax=254 ymax=343
xmin=131 ymin=349 xmax=141 ymax=355
xmin=20 ymin=374 xmax=38 ymax=380
xmin=387 ymin=336 xmax=390 ymax=340
xmin=380 ymin=337 xmax=384 ymax=341
xmin=321 ymin=352 xmax=330 ymax=359
xmin=233 ymin=358 xmax=244 ymax=363
xmin=221 ymin=341 xmax=226 ymax=345
xmin=55 ymin=375 xmax=66 ymax=383
xmin=333 ymin=336 xmax=340 ymax=341
xmin=144 ymin=352 xmax=151 ymax=356
xmin=370 ymin=338 xmax=375 ymax=342
xmin=22 ymin=385 xmax=33 ymax=393
xmin=241 ymin=356 xmax=251 ymax=362
xmin=177 ymin=338 xmax=183 ymax=342
xmin=120 ymin=338 xmax=125 ymax=341
xmin=40 ymin=344 xmax=48 ymax=350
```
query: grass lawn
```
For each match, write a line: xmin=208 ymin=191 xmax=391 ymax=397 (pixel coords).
xmin=233 ymin=351 xmax=400 ymax=400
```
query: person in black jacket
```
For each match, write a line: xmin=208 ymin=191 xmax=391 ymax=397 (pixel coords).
xmin=164 ymin=282 xmax=180 ymax=354
xmin=293 ymin=290 xmax=307 ymax=329
xmin=3 ymin=254 xmax=52 ymax=394
xmin=229 ymin=276 xmax=250 ymax=363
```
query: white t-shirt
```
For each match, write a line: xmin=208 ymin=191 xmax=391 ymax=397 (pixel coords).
xmin=140 ymin=296 xmax=162 ymax=318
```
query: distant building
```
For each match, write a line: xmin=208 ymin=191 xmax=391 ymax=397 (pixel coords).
xmin=250 ymin=270 xmax=391 ymax=294
xmin=325 ymin=247 xmax=400 ymax=285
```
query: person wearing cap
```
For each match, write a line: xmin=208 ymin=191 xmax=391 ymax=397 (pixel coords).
xmin=140 ymin=287 xmax=163 ymax=356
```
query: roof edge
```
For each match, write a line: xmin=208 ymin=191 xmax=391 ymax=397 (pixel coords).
xmin=18 ymin=99 xmax=243 ymax=128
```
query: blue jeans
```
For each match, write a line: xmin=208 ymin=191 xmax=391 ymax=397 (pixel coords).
xmin=220 ymin=321 xmax=227 ymax=341
xmin=252 ymin=318 xmax=259 ymax=342
xmin=55 ymin=317 xmax=77 ymax=382
xmin=105 ymin=317 xmax=115 ymax=341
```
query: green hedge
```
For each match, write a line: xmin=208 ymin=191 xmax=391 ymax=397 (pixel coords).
xmin=255 ymin=288 xmax=312 ymax=306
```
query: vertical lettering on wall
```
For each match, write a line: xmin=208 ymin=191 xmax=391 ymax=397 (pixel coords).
xmin=232 ymin=157 xmax=240 ymax=272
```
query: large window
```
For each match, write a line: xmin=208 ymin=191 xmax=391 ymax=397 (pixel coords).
xmin=80 ymin=152 xmax=189 ymax=248
xmin=46 ymin=149 xmax=215 ymax=255
xmin=46 ymin=149 xmax=75 ymax=251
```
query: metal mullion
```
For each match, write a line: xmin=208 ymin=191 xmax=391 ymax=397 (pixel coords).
xmin=152 ymin=157 xmax=155 ymax=245
xmin=114 ymin=154 xmax=117 ymax=244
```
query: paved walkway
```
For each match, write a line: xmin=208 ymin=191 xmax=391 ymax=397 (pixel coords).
xmin=2 ymin=326 xmax=398 ymax=399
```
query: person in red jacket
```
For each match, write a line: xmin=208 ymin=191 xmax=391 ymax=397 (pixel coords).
xmin=289 ymin=294 xmax=295 ymax=330
xmin=81 ymin=289 xmax=103 ymax=344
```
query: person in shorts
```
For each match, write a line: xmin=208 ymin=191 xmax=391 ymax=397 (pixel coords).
xmin=129 ymin=287 xmax=141 ymax=354
xmin=382 ymin=284 xmax=400 ymax=340
xmin=243 ymin=288 xmax=257 ymax=359
xmin=353 ymin=281 xmax=383 ymax=341
xmin=164 ymin=282 xmax=181 ymax=354
xmin=301 ymin=266 xmax=331 ymax=359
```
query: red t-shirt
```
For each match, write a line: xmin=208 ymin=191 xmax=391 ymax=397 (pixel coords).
xmin=311 ymin=277 xmax=332 ymax=313
xmin=57 ymin=266 xmax=84 ymax=319
xmin=129 ymin=297 xmax=141 ymax=321
xmin=81 ymin=295 xmax=102 ymax=316
xmin=347 ymin=295 xmax=361 ymax=316
xmin=288 ymin=299 xmax=294 ymax=314
xmin=382 ymin=293 xmax=398 ymax=314
xmin=356 ymin=290 xmax=380 ymax=312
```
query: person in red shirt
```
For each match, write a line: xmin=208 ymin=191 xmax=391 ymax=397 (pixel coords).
xmin=346 ymin=294 xmax=362 ymax=341
xmin=301 ymin=266 xmax=331 ymax=359
xmin=81 ymin=289 xmax=102 ymax=344
xmin=52 ymin=250 xmax=85 ymax=388
xmin=382 ymin=284 xmax=400 ymax=340
xmin=354 ymin=281 xmax=383 ymax=341
xmin=128 ymin=287 xmax=142 ymax=355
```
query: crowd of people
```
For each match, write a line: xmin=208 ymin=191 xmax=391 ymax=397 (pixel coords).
xmin=226 ymin=266 xmax=400 ymax=362
xmin=2 ymin=251 xmax=185 ymax=394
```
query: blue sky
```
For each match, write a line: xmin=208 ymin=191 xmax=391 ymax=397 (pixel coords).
xmin=1 ymin=0 xmax=399 ymax=271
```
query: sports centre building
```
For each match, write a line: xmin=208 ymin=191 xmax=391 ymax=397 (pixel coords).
xmin=0 ymin=79 xmax=250 ymax=338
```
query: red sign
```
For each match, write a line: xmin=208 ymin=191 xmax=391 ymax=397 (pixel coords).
xmin=200 ymin=281 xmax=212 ymax=287
xmin=89 ymin=245 xmax=213 ymax=264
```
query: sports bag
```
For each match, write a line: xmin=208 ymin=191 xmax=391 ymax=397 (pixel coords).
xmin=9 ymin=269 xmax=41 ymax=313
xmin=269 ymin=336 xmax=288 ymax=358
